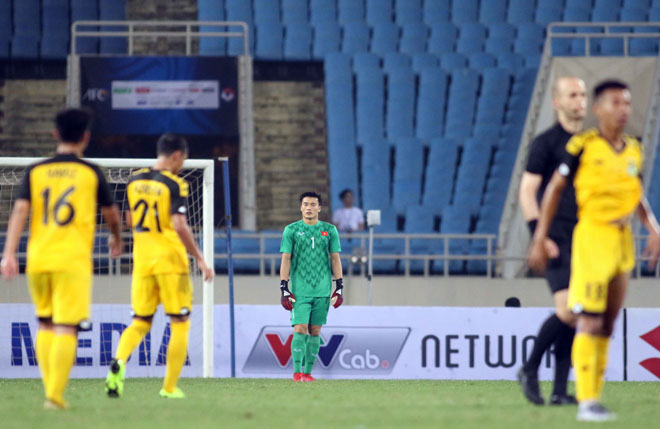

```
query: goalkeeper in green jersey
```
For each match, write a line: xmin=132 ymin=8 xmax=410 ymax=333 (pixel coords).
xmin=279 ymin=191 xmax=344 ymax=382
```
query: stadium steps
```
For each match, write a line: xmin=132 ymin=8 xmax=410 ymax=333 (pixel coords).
xmin=253 ymin=80 xmax=330 ymax=230
xmin=0 ymin=79 xmax=65 ymax=157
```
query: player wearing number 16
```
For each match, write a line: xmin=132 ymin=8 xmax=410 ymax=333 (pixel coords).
xmin=105 ymin=134 xmax=213 ymax=400
xmin=280 ymin=191 xmax=343 ymax=382
xmin=1 ymin=108 xmax=122 ymax=409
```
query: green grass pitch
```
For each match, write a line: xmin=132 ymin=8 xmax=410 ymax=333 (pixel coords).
xmin=1 ymin=378 xmax=658 ymax=428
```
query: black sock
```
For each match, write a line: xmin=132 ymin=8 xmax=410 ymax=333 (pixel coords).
xmin=552 ymin=323 xmax=576 ymax=396
xmin=523 ymin=314 xmax=563 ymax=373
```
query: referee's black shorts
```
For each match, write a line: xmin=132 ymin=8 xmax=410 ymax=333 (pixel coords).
xmin=545 ymin=221 xmax=574 ymax=294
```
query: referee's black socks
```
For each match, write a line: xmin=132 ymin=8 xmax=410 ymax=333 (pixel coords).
xmin=523 ymin=314 xmax=564 ymax=374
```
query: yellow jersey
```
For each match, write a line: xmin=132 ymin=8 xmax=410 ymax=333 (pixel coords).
xmin=127 ymin=168 xmax=190 ymax=275
xmin=561 ymin=128 xmax=642 ymax=223
xmin=17 ymin=154 xmax=114 ymax=273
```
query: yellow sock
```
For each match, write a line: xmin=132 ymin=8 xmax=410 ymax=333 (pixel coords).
xmin=36 ymin=329 xmax=54 ymax=395
xmin=116 ymin=319 xmax=152 ymax=362
xmin=46 ymin=333 xmax=77 ymax=406
xmin=163 ymin=320 xmax=190 ymax=393
xmin=594 ymin=336 xmax=610 ymax=398
xmin=572 ymin=332 xmax=599 ymax=402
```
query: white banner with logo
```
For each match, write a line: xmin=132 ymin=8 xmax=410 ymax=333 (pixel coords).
xmin=3 ymin=305 xmax=658 ymax=381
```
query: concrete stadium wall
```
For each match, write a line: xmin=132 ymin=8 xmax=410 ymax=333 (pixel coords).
xmin=2 ymin=275 xmax=659 ymax=308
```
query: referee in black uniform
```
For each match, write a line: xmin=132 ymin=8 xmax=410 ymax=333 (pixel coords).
xmin=517 ymin=77 xmax=587 ymax=406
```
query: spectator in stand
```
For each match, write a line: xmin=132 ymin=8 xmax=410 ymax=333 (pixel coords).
xmin=332 ymin=189 xmax=365 ymax=232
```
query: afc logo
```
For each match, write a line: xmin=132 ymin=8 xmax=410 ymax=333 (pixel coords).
xmin=639 ymin=325 xmax=660 ymax=379
xmin=82 ymin=88 xmax=109 ymax=102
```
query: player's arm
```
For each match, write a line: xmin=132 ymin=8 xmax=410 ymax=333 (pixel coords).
xmin=1 ymin=199 xmax=30 ymax=280
xmin=329 ymin=226 xmax=344 ymax=307
xmin=102 ymin=205 xmax=122 ymax=258
xmin=528 ymin=170 xmax=568 ymax=272
xmin=637 ymin=196 xmax=660 ymax=268
xmin=519 ymin=172 xmax=543 ymax=223
xmin=172 ymin=214 xmax=214 ymax=281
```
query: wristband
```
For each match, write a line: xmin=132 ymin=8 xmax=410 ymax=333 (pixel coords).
xmin=334 ymin=278 xmax=343 ymax=289
xmin=527 ymin=219 xmax=538 ymax=235
xmin=280 ymin=280 xmax=288 ymax=289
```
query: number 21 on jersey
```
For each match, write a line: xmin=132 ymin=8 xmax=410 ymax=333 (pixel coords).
xmin=132 ymin=199 xmax=162 ymax=233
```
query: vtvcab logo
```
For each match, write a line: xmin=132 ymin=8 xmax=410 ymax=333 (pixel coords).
xmin=640 ymin=325 xmax=660 ymax=379
xmin=243 ymin=326 xmax=410 ymax=375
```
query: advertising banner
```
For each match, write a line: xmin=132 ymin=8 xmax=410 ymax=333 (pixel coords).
xmin=1 ymin=305 xmax=646 ymax=381
xmin=80 ymin=56 xmax=238 ymax=136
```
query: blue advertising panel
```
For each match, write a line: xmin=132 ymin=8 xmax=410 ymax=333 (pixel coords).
xmin=80 ymin=56 xmax=238 ymax=136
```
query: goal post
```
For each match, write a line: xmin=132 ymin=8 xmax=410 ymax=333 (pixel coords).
xmin=0 ymin=157 xmax=225 ymax=379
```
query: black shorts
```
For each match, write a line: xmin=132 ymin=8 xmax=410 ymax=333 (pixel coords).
xmin=545 ymin=222 xmax=574 ymax=294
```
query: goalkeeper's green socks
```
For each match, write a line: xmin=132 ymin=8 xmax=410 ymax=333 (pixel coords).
xmin=304 ymin=335 xmax=321 ymax=374
xmin=291 ymin=332 xmax=307 ymax=373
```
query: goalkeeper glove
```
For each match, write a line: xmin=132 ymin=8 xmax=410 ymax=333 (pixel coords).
xmin=280 ymin=280 xmax=295 ymax=311
xmin=331 ymin=278 xmax=344 ymax=308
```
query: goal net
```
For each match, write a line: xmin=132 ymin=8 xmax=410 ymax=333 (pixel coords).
xmin=0 ymin=158 xmax=216 ymax=378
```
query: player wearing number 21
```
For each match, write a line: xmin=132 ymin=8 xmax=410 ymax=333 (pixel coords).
xmin=1 ymin=108 xmax=122 ymax=409
xmin=279 ymin=192 xmax=344 ymax=382
xmin=105 ymin=134 xmax=213 ymax=400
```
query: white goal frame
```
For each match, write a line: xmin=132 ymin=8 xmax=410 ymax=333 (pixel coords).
xmin=0 ymin=157 xmax=217 ymax=378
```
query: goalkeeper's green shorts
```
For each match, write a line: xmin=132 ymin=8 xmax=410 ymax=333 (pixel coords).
xmin=290 ymin=296 xmax=330 ymax=326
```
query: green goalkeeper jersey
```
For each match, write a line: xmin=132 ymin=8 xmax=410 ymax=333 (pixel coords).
xmin=280 ymin=220 xmax=341 ymax=297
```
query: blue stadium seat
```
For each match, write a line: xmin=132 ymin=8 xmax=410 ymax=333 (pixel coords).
xmin=231 ymin=231 xmax=261 ymax=273
xmin=313 ymin=21 xmax=341 ymax=59
xmin=71 ymin=0 xmax=99 ymax=54
xmin=445 ymin=69 xmax=479 ymax=137
xmin=392 ymin=137 xmax=424 ymax=214
xmin=256 ymin=22 xmax=284 ymax=60
xmin=366 ymin=0 xmax=394 ymax=25
xmin=423 ymin=0 xmax=450 ymax=25
xmin=282 ymin=0 xmax=309 ymax=25
xmin=479 ymin=0 xmax=506 ymax=23
xmin=11 ymin=35 xmax=39 ymax=58
xmin=439 ymin=52 xmax=467 ymax=71
xmin=535 ymin=7 xmax=563 ymax=26
xmin=404 ymin=205 xmax=437 ymax=274
xmin=566 ymin=0 xmax=596 ymax=9
xmin=629 ymin=26 xmax=660 ymax=55
xmin=650 ymin=8 xmax=660 ymax=20
xmin=325 ymin=52 xmax=353 ymax=82
xmin=624 ymin=0 xmax=650 ymax=7
xmin=514 ymin=38 xmax=543 ymax=55
xmin=563 ymin=7 xmax=592 ymax=21
xmin=338 ymin=0 xmax=365 ymax=24
xmin=371 ymin=21 xmax=400 ymax=55
xmin=411 ymin=52 xmax=440 ymax=73
xmin=485 ymin=38 xmax=513 ymax=55
xmin=226 ymin=0 xmax=254 ymax=55
xmin=386 ymin=67 xmax=415 ymax=139
xmin=507 ymin=0 xmax=536 ymax=23
xmin=594 ymin=0 xmax=622 ymax=8
xmin=468 ymin=52 xmax=496 ymax=69
xmin=416 ymin=67 xmax=448 ymax=140
xmin=436 ymin=205 xmax=472 ymax=274
xmin=597 ymin=37 xmax=624 ymax=55
xmin=427 ymin=23 xmax=457 ymax=55
xmin=399 ymin=23 xmax=428 ymax=55
xmin=591 ymin=7 xmax=620 ymax=22
xmin=356 ymin=68 xmax=385 ymax=142
xmin=497 ymin=52 xmax=525 ymax=71
xmin=41 ymin=0 xmax=69 ymax=58
xmin=370 ymin=207 xmax=401 ymax=274
xmin=539 ymin=0 xmax=566 ymax=8
xmin=14 ymin=0 xmax=40 ymax=37
xmin=284 ymin=24 xmax=312 ymax=59
xmin=199 ymin=0 xmax=226 ymax=55
xmin=395 ymin=0 xmax=422 ymax=25
xmin=518 ymin=23 xmax=546 ymax=43
xmin=311 ymin=0 xmax=337 ymax=24
xmin=99 ymin=0 xmax=127 ymax=53
xmin=353 ymin=52 xmax=381 ymax=70
xmin=362 ymin=139 xmax=391 ymax=210
xmin=456 ymin=22 xmax=486 ymax=54
xmin=383 ymin=52 xmax=411 ymax=71
xmin=619 ymin=8 xmax=648 ymax=21
xmin=488 ymin=23 xmax=516 ymax=40
xmin=254 ymin=0 xmax=280 ymax=24
xmin=423 ymin=138 xmax=458 ymax=211
xmin=451 ymin=0 xmax=478 ymax=24
xmin=342 ymin=21 xmax=370 ymax=54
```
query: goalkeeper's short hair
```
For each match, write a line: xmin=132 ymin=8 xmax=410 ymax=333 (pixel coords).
xmin=157 ymin=133 xmax=188 ymax=156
